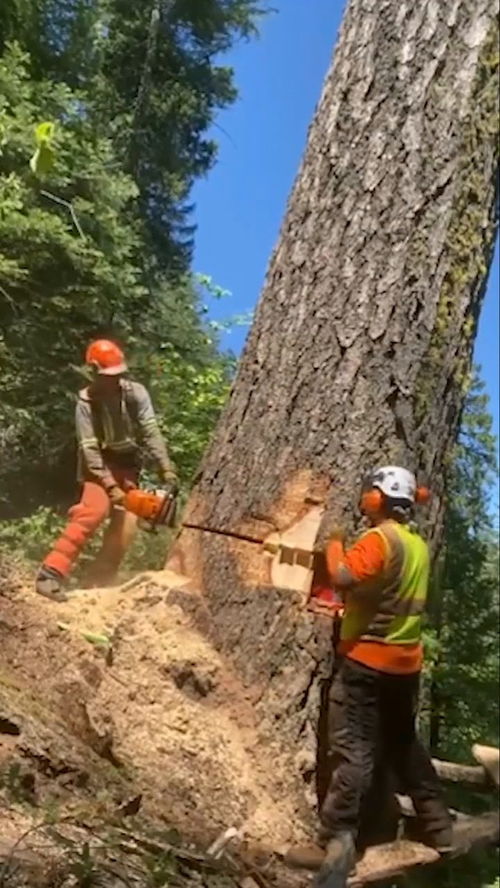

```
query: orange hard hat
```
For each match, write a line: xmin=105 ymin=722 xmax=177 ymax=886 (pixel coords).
xmin=85 ymin=339 xmax=127 ymax=375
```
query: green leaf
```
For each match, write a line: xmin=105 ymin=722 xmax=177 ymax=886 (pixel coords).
xmin=30 ymin=143 xmax=55 ymax=176
xmin=34 ymin=121 xmax=55 ymax=146
xmin=81 ymin=631 xmax=111 ymax=647
xmin=30 ymin=121 xmax=56 ymax=176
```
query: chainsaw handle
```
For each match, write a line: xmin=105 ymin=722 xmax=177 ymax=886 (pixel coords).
xmin=162 ymin=480 xmax=179 ymax=499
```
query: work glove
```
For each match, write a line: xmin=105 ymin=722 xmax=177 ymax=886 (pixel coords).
xmin=107 ymin=484 xmax=126 ymax=507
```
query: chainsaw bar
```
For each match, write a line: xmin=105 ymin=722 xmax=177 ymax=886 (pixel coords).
xmin=181 ymin=521 xmax=343 ymax=620
xmin=181 ymin=522 xmax=317 ymax=568
xmin=181 ymin=521 xmax=265 ymax=546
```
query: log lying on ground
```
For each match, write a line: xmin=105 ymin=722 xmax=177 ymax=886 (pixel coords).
xmin=473 ymin=745 xmax=500 ymax=788
xmin=280 ymin=811 xmax=500 ymax=884
xmin=432 ymin=758 xmax=497 ymax=790
xmin=349 ymin=812 xmax=499 ymax=885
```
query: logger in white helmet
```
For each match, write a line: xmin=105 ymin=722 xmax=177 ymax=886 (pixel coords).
xmin=291 ymin=466 xmax=452 ymax=887
xmin=368 ymin=465 xmax=418 ymax=501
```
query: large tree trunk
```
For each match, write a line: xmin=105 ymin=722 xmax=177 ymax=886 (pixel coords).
xmin=168 ymin=0 xmax=499 ymax=834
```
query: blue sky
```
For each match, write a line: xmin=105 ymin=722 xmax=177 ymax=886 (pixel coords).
xmin=192 ymin=1 xmax=499 ymax=465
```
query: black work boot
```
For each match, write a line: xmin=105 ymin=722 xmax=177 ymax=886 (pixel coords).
xmin=314 ymin=832 xmax=356 ymax=888
xmin=423 ymin=826 xmax=455 ymax=856
xmin=406 ymin=808 xmax=455 ymax=857
xmin=36 ymin=566 xmax=67 ymax=602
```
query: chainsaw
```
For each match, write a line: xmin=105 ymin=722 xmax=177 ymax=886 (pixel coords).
xmin=123 ymin=487 xmax=177 ymax=532
xmin=123 ymin=489 xmax=344 ymax=618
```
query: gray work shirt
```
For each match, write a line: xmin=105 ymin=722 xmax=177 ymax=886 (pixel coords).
xmin=75 ymin=380 xmax=174 ymax=487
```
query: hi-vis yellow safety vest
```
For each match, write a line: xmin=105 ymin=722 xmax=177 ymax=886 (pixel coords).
xmin=340 ymin=520 xmax=429 ymax=646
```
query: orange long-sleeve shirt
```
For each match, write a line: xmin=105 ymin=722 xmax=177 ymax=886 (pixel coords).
xmin=326 ymin=530 xmax=423 ymax=675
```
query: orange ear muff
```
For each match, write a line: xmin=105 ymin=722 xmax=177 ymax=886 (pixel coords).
xmin=415 ymin=486 xmax=431 ymax=505
xmin=360 ymin=489 xmax=383 ymax=515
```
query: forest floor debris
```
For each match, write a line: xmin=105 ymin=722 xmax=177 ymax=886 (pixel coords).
xmin=0 ymin=559 xmax=498 ymax=887
xmin=0 ymin=561 xmax=313 ymax=852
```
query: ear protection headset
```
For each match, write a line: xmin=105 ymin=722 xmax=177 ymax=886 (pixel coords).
xmin=359 ymin=487 xmax=385 ymax=516
xmin=359 ymin=470 xmax=431 ymax=516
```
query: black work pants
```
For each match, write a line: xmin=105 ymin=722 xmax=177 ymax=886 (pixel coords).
xmin=320 ymin=657 xmax=451 ymax=841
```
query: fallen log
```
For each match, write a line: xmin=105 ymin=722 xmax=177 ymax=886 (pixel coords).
xmin=282 ymin=811 xmax=499 ymax=885
xmin=473 ymin=745 xmax=500 ymax=788
xmin=396 ymin=795 xmax=476 ymax=822
xmin=452 ymin=811 xmax=500 ymax=849
xmin=353 ymin=812 xmax=499 ymax=885
xmin=349 ymin=840 xmax=438 ymax=886
xmin=432 ymin=757 xmax=498 ymax=791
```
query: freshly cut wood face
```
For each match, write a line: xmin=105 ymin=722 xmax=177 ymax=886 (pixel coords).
xmin=265 ymin=506 xmax=324 ymax=597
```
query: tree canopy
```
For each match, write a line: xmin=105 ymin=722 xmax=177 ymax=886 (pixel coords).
xmin=0 ymin=0 xmax=264 ymax=514
xmin=0 ymin=0 xmax=265 ymax=270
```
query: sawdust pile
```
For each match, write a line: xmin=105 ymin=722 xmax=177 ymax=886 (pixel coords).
xmin=0 ymin=565 xmax=313 ymax=851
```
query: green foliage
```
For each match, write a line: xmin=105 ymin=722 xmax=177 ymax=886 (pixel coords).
xmin=0 ymin=40 xmax=150 ymax=510
xmin=144 ymin=849 xmax=178 ymax=886
xmin=29 ymin=120 xmax=56 ymax=176
xmin=122 ymin=525 xmax=174 ymax=575
xmin=422 ymin=373 xmax=499 ymax=762
xmin=0 ymin=763 xmax=28 ymax=803
xmin=0 ymin=0 xmax=268 ymax=271
xmin=408 ymin=849 xmax=500 ymax=888
xmin=147 ymin=345 xmax=234 ymax=481
xmin=0 ymin=506 xmax=64 ymax=561
xmin=68 ymin=841 xmax=100 ymax=887
xmin=416 ymin=372 xmax=499 ymax=888
xmin=0 ymin=0 xmax=261 ymax=516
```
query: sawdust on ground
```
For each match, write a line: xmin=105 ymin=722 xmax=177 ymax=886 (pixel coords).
xmin=1 ymin=568 xmax=313 ymax=850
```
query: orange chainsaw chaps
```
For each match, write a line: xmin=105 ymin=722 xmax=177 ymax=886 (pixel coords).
xmin=123 ymin=488 xmax=161 ymax=521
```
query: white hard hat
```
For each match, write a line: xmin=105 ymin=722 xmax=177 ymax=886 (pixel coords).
xmin=370 ymin=466 xmax=417 ymax=503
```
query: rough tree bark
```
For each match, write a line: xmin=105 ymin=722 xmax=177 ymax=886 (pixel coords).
xmin=168 ymin=0 xmax=499 ymax=835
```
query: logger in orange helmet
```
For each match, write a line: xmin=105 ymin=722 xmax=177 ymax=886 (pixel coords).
xmin=36 ymin=340 xmax=178 ymax=601
xmin=86 ymin=339 xmax=128 ymax=375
